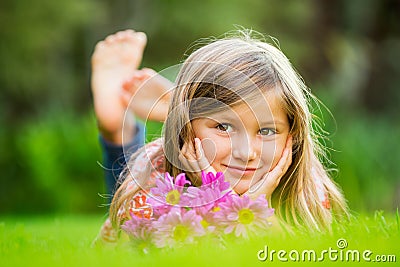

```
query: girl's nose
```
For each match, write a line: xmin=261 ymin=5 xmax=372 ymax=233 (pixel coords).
xmin=232 ymin=134 xmax=258 ymax=162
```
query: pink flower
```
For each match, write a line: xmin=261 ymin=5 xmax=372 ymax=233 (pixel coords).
xmin=121 ymin=215 xmax=155 ymax=253
xmin=150 ymin=172 xmax=191 ymax=196
xmin=147 ymin=172 xmax=191 ymax=217
xmin=213 ymin=194 xmax=274 ymax=239
xmin=151 ymin=208 xmax=205 ymax=248
xmin=122 ymin=172 xmax=276 ymax=251
xmin=201 ymin=171 xmax=231 ymax=191
xmin=121 ymin=213 xmax=153 ymax=242
xmin=181 ymin=172 xmax=232 ymax=210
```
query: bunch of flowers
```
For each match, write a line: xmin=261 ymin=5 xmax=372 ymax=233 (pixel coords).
xmin=121 ymin=171 xmax=274 ymax=250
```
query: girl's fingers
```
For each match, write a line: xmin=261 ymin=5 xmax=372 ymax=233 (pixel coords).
xmin=284 ymin=147 xmax=292 ymax=172
xmin=179 ymin=140 xmax=201 ymax=172
xmin=181 ymin=142 xmax=188 ymax=158
xmin=182 ymin=141 xmax=195 ymax=161
xmin=195 ymin=138 xmax=214 ymax=171
xmin=185 ymin=139 xmax=196 ymax=161
xmin=194 ymin=138 xmax=206 ymax=165
xmin=270 ymin=148 xmax=289 ymax=177
xmin=269 ymin=135 xmax=292 ymax=177
xmin=191 ymin=139 xmax=205 ymax=171
xmin=247 ymin=177 xmax=270 ymax=197
xmin=194 ymin=138 xmax=202 ymax=159
xmin=287 ymin=134 xmax=293 ymax=148
xmin=179 ymin=143 xmax=190 ymax=165
xmin=280 ymin=135 xmax=293 ymax=174
xmin=179 ymin=138 xmax=214 ymax=174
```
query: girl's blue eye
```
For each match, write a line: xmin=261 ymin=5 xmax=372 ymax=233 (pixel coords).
xmin=259 ymin=128 xmax=276 ymax=136
xmin=216 ymin=123 xmax=233 ymax=132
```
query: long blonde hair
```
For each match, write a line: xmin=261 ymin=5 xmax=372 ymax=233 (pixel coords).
xmin=110 ymin=30 xmax=349 ymax=231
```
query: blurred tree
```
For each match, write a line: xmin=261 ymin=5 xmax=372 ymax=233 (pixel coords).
xmin=359 ymin=0 xmax=400 ymax=114
xmin=0 ymin=0 xmax=104 ymax=119
xmin=310 ymin=0 xmax=400 ymax=116
xmin=0 ymin=0 xmax=106 ymax=213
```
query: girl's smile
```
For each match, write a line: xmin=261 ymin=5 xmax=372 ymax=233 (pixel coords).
xmin=191 ymin=91 xmax=290 ymax=194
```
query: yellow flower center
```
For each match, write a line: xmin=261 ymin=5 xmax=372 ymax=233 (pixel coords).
xmin=200 ymin=219 xmax=209 ymax=228
xmin=173 ymin=224 xmax=189 ymax=241
xmin=212 ymin=206 xmax=221 ymax=212
xmin=238 ymin=208 xmax=254 ymax=224
xmin=166 ymin=189 xmax=180 ymax=205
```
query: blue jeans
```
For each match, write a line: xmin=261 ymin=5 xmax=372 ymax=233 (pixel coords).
xmin=99 ymin=122 xmax=145 ymax=198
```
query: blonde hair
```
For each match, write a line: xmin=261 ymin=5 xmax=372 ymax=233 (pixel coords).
xmin=110 ymin=30 xmax=349 ymax=231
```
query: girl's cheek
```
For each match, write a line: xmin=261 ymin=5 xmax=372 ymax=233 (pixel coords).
xmin=202 ymin=136 xmax=231 ymax=164
xmin=201 ymin=138 xmax=217 ymax=162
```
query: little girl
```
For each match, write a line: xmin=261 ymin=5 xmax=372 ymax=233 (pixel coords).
xmin=91 ymin=29 xmax=348 ymax=244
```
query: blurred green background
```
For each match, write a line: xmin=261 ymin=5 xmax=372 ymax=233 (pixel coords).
xmin=0 ymin=0 xmax=399 ymax=215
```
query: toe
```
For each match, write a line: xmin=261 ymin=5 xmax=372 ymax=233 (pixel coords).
xmin=134 ymin=32 xmax=147 ymax=46
xmin=105 ymin=35 xmax=116 ymax=43
xmin=115 ymin=29 xmax=137 ymax=41
xmin=124 ymin=29 xmax=135 ymax=34
xmin=95 ymin=41 xmax=105 ymax=50
xmin=115 ymin=32 xmax=124 ymax=40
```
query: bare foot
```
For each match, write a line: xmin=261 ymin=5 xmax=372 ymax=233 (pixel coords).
xmin=121 ymin=68 xmax=173 ymax=122
xmin=91 ymin=29 xmax=147 ymax=144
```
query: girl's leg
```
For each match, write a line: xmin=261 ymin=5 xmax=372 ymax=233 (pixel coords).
xmin=91 ymin=29 xmax=146 ymax=145
xmin=91 ymin=29 xmax=147 ymax=196
xmin=91 ymin=30 xmax=172 ymax=196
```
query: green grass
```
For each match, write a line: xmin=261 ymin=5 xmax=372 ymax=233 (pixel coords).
xmin=0 ymin=212 xmax=399 ymax=267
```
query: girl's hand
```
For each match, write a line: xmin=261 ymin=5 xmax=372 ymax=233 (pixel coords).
xmin=179 ymin=138 xmax=239 ymax=195
xmin=179 ymin=138 xmax=216 ymax=175
xmin=245 ymin=135 xmax=293 ymax=200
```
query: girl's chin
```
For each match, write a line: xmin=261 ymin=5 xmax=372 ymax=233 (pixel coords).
xmin=226 ymin=174 xmax=263 ymax=195
xmin=229 ymin=179 xmax=251 ymax=195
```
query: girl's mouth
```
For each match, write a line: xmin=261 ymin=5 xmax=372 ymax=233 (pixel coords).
xmin=223 ymin=164 xmax=259 ymax=176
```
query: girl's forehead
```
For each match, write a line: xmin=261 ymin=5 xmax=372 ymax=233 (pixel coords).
xmin=209 ymin=92 xmax=287 ymax=123
xmin=233 ymin=91 xmax=284 ymax=112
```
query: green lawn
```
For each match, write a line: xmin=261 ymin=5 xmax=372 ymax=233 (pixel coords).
xmin=1 ymin=212 xmax=399 ymax=267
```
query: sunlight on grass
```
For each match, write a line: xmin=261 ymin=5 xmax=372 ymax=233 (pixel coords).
xmin=0 ymin=212 xmax=398 ymax=267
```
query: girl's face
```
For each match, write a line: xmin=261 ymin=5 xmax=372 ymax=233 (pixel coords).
xmin=191 ymin=92 xmax=290 ymax=194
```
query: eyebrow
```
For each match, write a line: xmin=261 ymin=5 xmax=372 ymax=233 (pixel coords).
xmin=259 ymin=120 xmax=287 ymax=125
xmin=206 ymin=113 xmax=287 ymax=126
